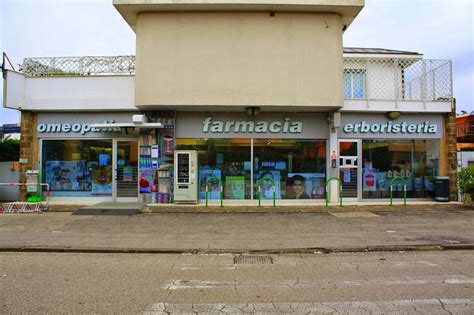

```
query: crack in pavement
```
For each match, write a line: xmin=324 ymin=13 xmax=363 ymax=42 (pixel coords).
xmin=144 ymin=299 xmax=474 ymax=314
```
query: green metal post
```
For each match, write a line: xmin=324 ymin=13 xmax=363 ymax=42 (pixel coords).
xmin=390 ymin=185 xmax=393 ymax=206
xmin=220 ymin=185 xmax=223 ymax=207
xmin=340 ymin=188 xmax=343 ymax=207
xmin=272 ymin=187 xmax=276 ymax=207
xmin=325 ymin=177 xmax=342 ymax=207
xmin=403 ymin=185 xmax=407 ymax=206
xmin=205 ymin=176 xmax=223 ymax=207
xmin=258 ymin=186 xmax=261 ymax=207
xmin=389 ymin=177 xmax=407 ymax=206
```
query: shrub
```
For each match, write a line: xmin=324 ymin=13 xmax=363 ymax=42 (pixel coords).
xmin=0 ymin=136 xmax=20 ymax=162
xmin=458 ymin=166 xmax=474 ymax=195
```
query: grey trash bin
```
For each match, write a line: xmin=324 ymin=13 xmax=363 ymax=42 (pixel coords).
xmin=434 ymin=176 xmax=450 ymax=202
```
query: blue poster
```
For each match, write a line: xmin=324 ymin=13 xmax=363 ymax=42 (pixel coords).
xmin=99 ymin=154 xmax=109 ymax=166
xmin=199 ymin=169 xmax=222 ymax=199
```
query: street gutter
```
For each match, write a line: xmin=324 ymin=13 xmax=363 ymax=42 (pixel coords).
xmin=0 ymin=244 xmax=473 ymax=255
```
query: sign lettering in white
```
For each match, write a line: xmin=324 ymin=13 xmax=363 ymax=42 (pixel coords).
xmin=342 ymin=121 xmax=437 ymax=134
xmin=37 ymin=120 xmax=121 ymax=135
xmin=202 ymin=117 xmax=303 ymax=134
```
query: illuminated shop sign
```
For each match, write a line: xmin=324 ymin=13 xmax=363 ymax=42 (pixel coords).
xmin=37 ymin=120 xmax=121 ymax=135
xmin=202 ymin=117 xmax=303 ymax=134
xmin=342 ymin=121 xmax=438 ymax=134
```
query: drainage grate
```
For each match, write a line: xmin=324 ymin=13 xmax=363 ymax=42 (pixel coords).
xmin=234 ymin=255 xmax=273 ymax=265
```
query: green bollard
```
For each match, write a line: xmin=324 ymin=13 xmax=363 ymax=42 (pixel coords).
xmin=390 ymin=185 xmax=393 ymax=206
xmin=258 ymin=186 xmax=261 ymax=208
xmin=205 ymin=185 xmax=209 ymax=207
xmin=403 ymin=185 xmax=407 ymax=206
xmin=340 ymin=189 xmax=343 ymax=207
xmin=325 ymin=191 xmax=328 ymax=207
xmin=272 ymin=187 xmax=276 ymax=207
xmin=220 ymin=185 xmax=224 ymax=207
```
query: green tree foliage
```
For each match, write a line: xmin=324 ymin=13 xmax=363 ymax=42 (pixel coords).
xmin=0 ymin=136 xmax=20 ymax=161
xmin=458 ymin=166 xmax=474 ymax=195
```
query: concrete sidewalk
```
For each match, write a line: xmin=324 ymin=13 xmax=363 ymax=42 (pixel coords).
xmin=0 ymin=205 xmax=473 ymax=253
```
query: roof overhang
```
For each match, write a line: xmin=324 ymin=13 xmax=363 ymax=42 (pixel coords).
xmin=343 ymin=53 xmax=423 ymax=60
xmin=113 ymin=0 xmax=365 ymax=31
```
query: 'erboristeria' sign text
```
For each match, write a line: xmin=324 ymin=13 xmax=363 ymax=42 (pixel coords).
xmin=343 ymin=121 xmax=438 ymax=134
xmin=202 ymin=117 xmax=303 ymax=134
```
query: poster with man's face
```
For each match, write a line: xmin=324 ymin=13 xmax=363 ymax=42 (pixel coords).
xmin=287 ymin=173 xmax=326 ymax=199
xmin=258 ymin=171 xmax=281 ymax=199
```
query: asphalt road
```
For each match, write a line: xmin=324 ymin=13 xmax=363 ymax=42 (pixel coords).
xmin=0 ymin=251 xmax=473 ymax=314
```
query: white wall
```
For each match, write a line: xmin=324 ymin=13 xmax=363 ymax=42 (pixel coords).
xmin=3 ymin=70 xmax=25 ymax=110
xmin=0 ymin=162 xmax=19 ymax=201
xmin=4 ymin=71 xmax=136 ymax=111
xmin=457 ymin=151 xmax=474 ymax=168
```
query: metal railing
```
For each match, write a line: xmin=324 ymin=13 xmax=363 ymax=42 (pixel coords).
xmin=344 ymin=57 xmax=452 ymax=102
xmin=21 ymin=55 xmax=136 ymax=76
xmin=18 ymin=55 xmax=452 ymax=103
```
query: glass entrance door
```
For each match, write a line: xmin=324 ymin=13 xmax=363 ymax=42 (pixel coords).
xmin=339 ymin=140 xmax=360 ymax=199
xmin=115 ymin=140 xmax=138 ymax=201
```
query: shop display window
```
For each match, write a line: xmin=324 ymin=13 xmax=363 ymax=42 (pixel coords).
xmin=177 ymin=139 xmax=251 ymax=200
xmin=176 ymin=138 xmax=326 ymax=200
xmin=253 ymin=139 xmax=326 ymax=199
xmin=42 ymin=140 xmax=113 ymax=197
xmin=362 ymin=140 xmax=439 ymax=199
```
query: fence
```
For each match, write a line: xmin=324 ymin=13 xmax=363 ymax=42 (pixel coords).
xmin=343 ymin=58 xmax=452 ymax=102
xmin=21 ymin=56 xmax=136 ymax=76
xmin=20 ymin=55 xmax=452 ymax=103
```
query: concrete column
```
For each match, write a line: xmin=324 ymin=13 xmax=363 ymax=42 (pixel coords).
xmin=328 ymin=116 xmax=339 ymax=203
xmin=19 ymin=111 xmax=38 ymax=201
xmin=446 ymin=100 xmax=458 ymax=201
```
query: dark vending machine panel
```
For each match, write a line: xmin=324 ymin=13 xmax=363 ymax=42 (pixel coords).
xmin=177 ymin=153 xmax=190 ymax=184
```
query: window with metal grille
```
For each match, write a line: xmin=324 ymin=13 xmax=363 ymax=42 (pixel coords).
xmin=344 ymin=69 xmax=366 ymax=99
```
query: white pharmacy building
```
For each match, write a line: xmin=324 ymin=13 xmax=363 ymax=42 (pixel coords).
xmin=2 ymin=0 xmax=457 ymax=206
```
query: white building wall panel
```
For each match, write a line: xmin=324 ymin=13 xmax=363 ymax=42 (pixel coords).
xmin=23 ymin=76 xmax=136 ymax=111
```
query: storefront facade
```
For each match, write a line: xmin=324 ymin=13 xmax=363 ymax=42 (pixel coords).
xmin=338 ymin=113 xmax=444 ymax=200
xmin=175 ymin=112 xmax=328 ymax=201
xmin=3 ymin=0 xmax=457 ymax=205
xmin=30 ymin=110 xmax=450 ymax=204
xmin=37 ymin=112 xmax=140 ymax=201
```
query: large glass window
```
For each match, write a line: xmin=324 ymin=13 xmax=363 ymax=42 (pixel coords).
xmin=42 ymin=140 xmax=113 ymax=197
xmin=362 ymin=140 xmax=439 ymax=199
xmin=176 ymin=139 xmax=326 ymax=200
xmin=176 ymin=139 xmax=251 ymax=200
xmin=253 ymin=139 xmax=326 ymax=199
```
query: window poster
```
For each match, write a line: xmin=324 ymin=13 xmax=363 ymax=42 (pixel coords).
xmin=287 ymin=173 xmax=325 ymax=199
xmin=199 ymin=169 xmax=222 ymax=199
xmin=258 ymin=171 xmax=281 ymax=199
xmin=91 ymin=165 xmax=112 ymax=196
xmin=363 ymin=170 xmax=377 ymax=192
xmin=123 ymin=166 xmax=133 ymax=182
xmin=343 ymin=168 xmax=351 ymax=183
xmin=139 ymin=170 xmax=153 ymax=193
xmin=225 ymin=176 xmax=245 ymax=200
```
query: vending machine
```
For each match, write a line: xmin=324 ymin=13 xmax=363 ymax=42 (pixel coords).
xmin=173 ymin=150 xmax=198 ymax=203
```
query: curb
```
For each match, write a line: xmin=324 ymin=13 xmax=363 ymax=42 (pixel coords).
xmin=0 ymin=244 xmax=473 ymax=255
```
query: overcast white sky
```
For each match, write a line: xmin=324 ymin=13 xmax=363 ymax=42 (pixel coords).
xmin=0 ymin=0 xmax=473 ymax=124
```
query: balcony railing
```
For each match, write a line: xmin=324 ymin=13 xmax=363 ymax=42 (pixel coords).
xmin=20 ymin=56 xmax=136 ymax=76
xmin=344 ymin=58 xmax=452 ymax=102
xmin=19 ymin=55 xmax=452 ymax=102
